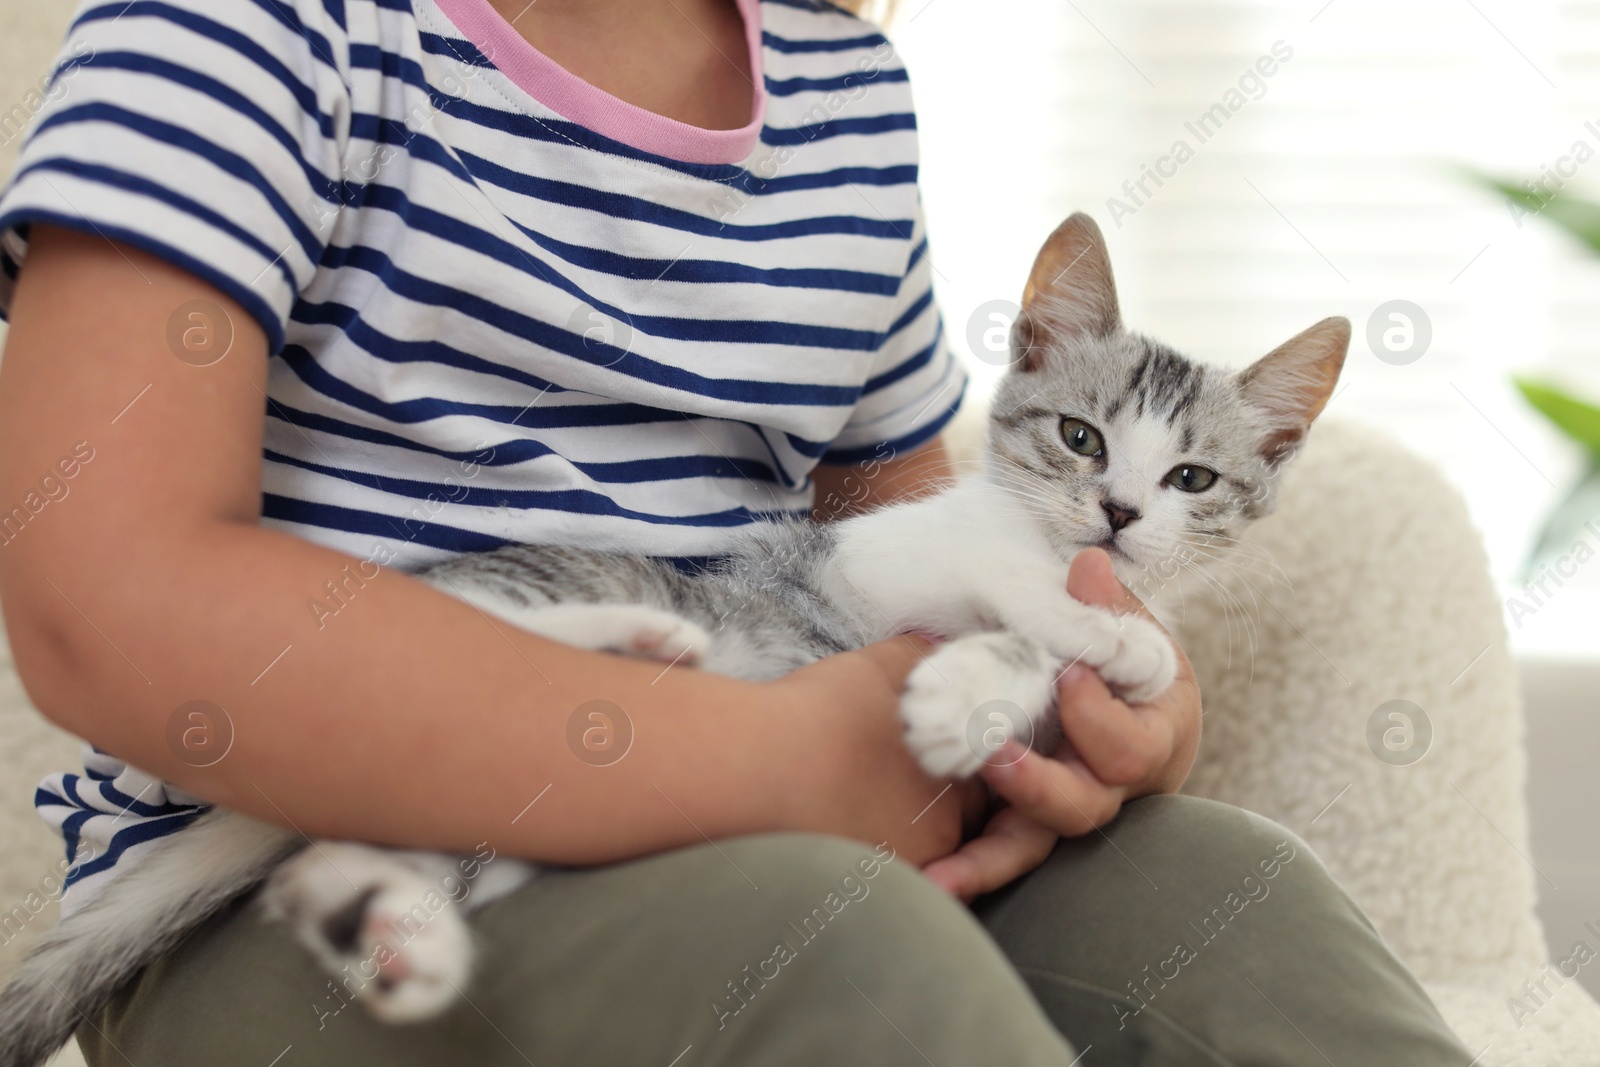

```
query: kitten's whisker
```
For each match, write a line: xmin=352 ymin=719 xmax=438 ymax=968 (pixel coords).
xmin=1176 ymin=539 xmax=1287 ymax=605
xmin=1180 ymin=534 xmax=1289 ymax=590
xmin=1177 ymin=554 xmax=1261 ymax=671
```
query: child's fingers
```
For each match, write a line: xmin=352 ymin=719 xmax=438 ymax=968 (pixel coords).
xmin=1066 ymin=546 xmax=1157 ymax=622
xmin=978 ymin=742 xmax=1126 ymax=836
xmin=1057 ymin=663 xmax=1176 ymax=788
xmin=921 ymin=806 xmax=1058 ymax=903
xmin=1066 ymin=546 xmax=1197 ymax=686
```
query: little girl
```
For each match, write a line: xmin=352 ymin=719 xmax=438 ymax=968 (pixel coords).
xmin=0 ymin=0 xmax=1469 ymax=1062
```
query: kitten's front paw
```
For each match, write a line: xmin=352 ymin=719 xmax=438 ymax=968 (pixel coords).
xmin=899 ymin=634 xmax=1056 ymax=778
xmin=901 ymin=659 xmax=986 ymax=779
xmin=264 ymin=846 xmax=472 ymax=1024
xmin=1095 ymin=614 xmax=1178 ymax=705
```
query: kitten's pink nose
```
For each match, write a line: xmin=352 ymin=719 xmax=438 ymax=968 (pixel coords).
xmin=1102 ymin=501 xmax=1140 ymax=532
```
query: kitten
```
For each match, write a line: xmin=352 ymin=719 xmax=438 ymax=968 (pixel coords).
xmin=0 ymin=213 xmax=1347 ymax=1065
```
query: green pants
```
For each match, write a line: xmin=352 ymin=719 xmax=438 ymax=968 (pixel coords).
xmin=82 ymin=796 xmax=1468 ymax=1065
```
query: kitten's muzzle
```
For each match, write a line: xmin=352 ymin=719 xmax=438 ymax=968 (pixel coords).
xmin=1102 ymin=500 xmax=1140 ymax=532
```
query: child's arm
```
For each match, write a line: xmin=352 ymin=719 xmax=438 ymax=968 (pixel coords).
xmin=811 ymin=436 xmax=955 ymax=520
xmin=0 ymin=226 xmax=976 ymax=866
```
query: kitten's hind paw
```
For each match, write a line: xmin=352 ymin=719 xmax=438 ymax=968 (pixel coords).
xmin=264 ymin=845 xmax=473 ymax=1024
xmin=512 ymin=604 xmax=712 ymax=667
xmin=618 ymin=610 xmax=714 ymax=667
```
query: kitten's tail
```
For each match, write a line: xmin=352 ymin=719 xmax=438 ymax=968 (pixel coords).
xmin=0 ymin=810 xmax=302 ymax=1067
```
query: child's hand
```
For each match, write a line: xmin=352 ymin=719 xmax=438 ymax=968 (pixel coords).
xmin=770 ymin=635 xmax=988 ymax=867
xmin=922 ymin=547 xmax=1202 ymax=902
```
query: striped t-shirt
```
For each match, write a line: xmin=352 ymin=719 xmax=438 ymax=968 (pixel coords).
xmin=0 ymin=0 xmax=964 ymax=911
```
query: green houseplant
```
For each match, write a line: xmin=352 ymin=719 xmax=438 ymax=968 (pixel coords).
xmin=1479 ymin=177 xmax=1600 ymax=580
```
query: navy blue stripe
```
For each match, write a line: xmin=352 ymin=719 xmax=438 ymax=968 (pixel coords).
xmin=60 ymin=810 xmax=94 ymax=868
xmin=11 ymin=157 xmax=296 ymax=293
xmin=267 ymin=402 xmax=784 ymax=484
xmin=32 ymin=101 xmax=327 ymax=265
xmin=451 ymin=144 xmax=910 ymax=243
xmin=313 ymin=243 xmax=880 ymax=376
xmin=417 ymin=30 xmax=493 ymax=67
xmin=266 ymin=449 xmax=796 ymax=526
xmin=779 ymin=429 xmax=830 ymax=461
xmin=98 ymin=778 xmax=195 ymax=819
xmin=361 ymin=226 xmax=859 ymax=353
xmin=77 ymin=2 xmax=333 ymax=139
xmin=289 ymin=300 xmax=567 ymax=396
xmin=345 ymin=42 xmax=384 ymax=72
xmin=346 ymin=37 xmax=423 ymax=84
xmin=291 ymin=279 xmax=863 ymax=409
xmin=763 ymin=112 xmax=917 ymax=147
xmin=34 ymin=784 xmax=69 ymax=811
xmin=56 ymin=774 xmax=84 ymax=811
xmin=41 ymin=43 xmax=95 ymax=95
xmin=277 ymin=342 xmax=555 ymax=428
xmin=761 ymin=0 xmax=858 ymax=12
xmin=349 ymin=179 xmax=899 ymax=296
xmin=252 ymin=0 xmax=342 ymax=75
xmin=74 ymin=52 xmax=337 ymax=252
xmin=264 ymin=493 xmax=513 ymax=552
xmin=510 ymin=220 xmax=901 ymax=294
xmin=63 ymin=809 xmax=207 ymax=887
xmin=738 ymin=163 xmax=918 ymax=196
xmin=884 ymin=285 xmax=934 ymax=340
xmin=0 ymin=208 xmax=287 ymax=353
xmin=765 ymin=67 xmax=907 ymax=96
xmin=821 ymin=380 xmax=966 ymax=465
xmin=762 ymin=29 xmax=888 ymax=53
xmin=862 ymin=326 xmax=941 ymax=395
xmin=60 ymin=773 xmax=198 ymax=820
xmin=73 ymin=0 xmax=344 ymax=77
xmin=280 ymin=340 xmax=859 ymax=464
xmin=277 ymin=342 xmax=707 ymax=433
xmin=906 ymin=236 xmax=928 ymax=272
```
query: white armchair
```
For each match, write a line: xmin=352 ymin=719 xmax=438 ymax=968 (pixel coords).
xmin=1161 ymin=418 xmax=1599 ymax=1064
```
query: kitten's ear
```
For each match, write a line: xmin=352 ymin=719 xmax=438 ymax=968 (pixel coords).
xmin=1237 ymin=316 xmax=1350 ymax=463
xmin=1013 ymin=213 xmax=1121 ymax=372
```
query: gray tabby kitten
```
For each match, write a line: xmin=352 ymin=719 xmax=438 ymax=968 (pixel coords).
xmin=0 ymin=213 xmax=1347 ymax=1065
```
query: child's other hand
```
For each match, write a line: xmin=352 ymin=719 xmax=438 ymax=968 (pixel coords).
xmin=923 ymin=547 xmax=1202 ymax=902
xmin=770 ymin=635 xmax=988 ymax=868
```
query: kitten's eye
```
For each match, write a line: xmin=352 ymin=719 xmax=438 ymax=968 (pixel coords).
xmin=1060 ymin=418 xmax=1105 ymax=458
xmin=1165 ymin=464 xmax=1218 ymax=492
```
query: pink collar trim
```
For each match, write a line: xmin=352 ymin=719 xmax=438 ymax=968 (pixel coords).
xmin=431 ymin=0 xmax=767 ymax=165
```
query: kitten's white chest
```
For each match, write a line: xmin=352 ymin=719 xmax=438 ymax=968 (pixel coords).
xmin=821 ymin=480 xmax=1069 ymax=638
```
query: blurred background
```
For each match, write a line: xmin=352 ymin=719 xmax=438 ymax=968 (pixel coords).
xmin=898 ymin=0 xmax=1597 ymax=608
xmin=0 ymin=0 xmax=1597 ymax=1021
